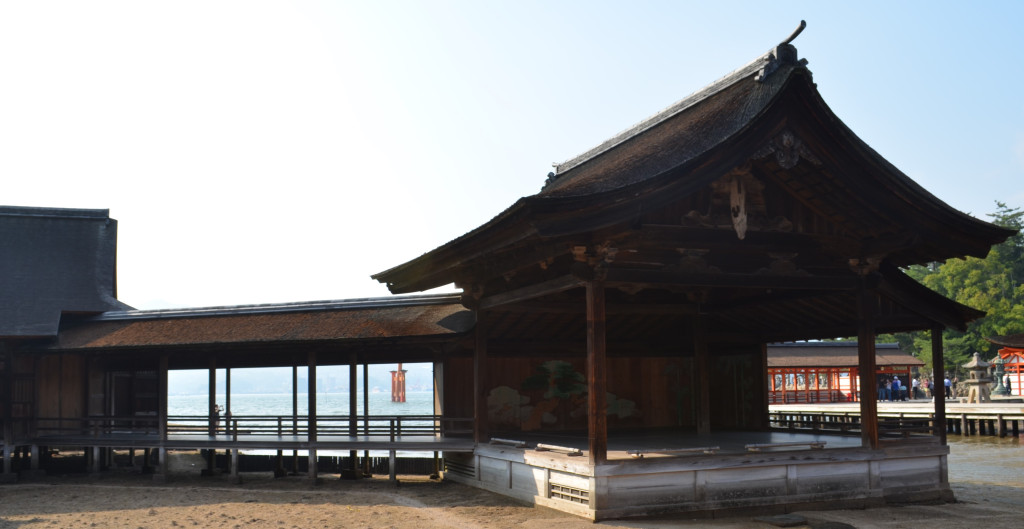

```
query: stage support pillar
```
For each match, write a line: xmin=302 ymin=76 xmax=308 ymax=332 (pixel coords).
xmin=586 ymin=281 xmax=608 ymax=465
xmin=857 ymin=286 xmax=879 ymax=450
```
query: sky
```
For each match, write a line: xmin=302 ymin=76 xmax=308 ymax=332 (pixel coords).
xmin=2 ymin=1 xmax=1022 ymax=310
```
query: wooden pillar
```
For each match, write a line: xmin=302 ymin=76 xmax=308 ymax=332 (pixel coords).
xmin=473 ymin=311 xmax=488 ymax=444
xmin=155 ymin=354 xmax=169 ymax=479
xmin=852 ymin=368 xmax=859 ymax=402
xmin=230 ymin=449 xmax=240 ymax=483
xmin=225 ymin=367 xmax=232 ymax=421
xmin=363 ymin=362 xmax=370 ymax=476
xmin=586 ymin=282 xmax=608 ymax=465
xmin=932 ymin=325 xmax=947 ymax=445
xmin=292 ymin=365 xmax=299 ymax=474
xmin=347 ymin=355 xmax=358 ymax=476
xmin=208 ymin=358 xmax=217 ymax=436
xmin=692 ymin=316 xmax=711 ymax=435
xmin=158 ymin=355 xmax=169 ymax=443
xmin=307 ymin=351 xmax=318 ymax=480
xmin=856 ymin=287 xmax=879 ymax=449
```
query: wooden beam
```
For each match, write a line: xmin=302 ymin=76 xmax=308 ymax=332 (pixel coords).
xmin=635 ymin=224 xmax=822 ymax=252
xmin=477 ymin=275 xmax=584 ymax=310
xmin=932 ymin=325 xmax=947 ymax=447
xmin=586 ymin=282 xmax=608 ymax=465
xmin=857 ymin=287 xmax=879 ymax=449
xmin=488 ymin=300 xmax=699 ymax=316
xmin=603 ymin=268 xmax=860 ymax=291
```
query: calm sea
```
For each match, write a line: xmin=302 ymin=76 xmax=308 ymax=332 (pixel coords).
xmin=169 ymin=391 xmax=434 ymax=457
xmin=168 ymin=391 xmax=433 ymax=417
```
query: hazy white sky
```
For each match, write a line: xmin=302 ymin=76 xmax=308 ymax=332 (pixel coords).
xmin=2 ymin=1 xmax=1021 ymax=310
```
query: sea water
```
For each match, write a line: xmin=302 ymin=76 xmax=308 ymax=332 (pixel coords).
xmin=168 ymin=390 xmax=433 ymax=417
xmin=169 ymin=391 xmax=435 ymax=457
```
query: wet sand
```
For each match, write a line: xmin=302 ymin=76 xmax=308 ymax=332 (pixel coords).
xmin=0 ymin=441 xmax=1021 ymax=529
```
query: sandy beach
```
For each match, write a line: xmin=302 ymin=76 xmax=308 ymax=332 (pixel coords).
xmin=1 ymin=449 xmax=1022 ymax=529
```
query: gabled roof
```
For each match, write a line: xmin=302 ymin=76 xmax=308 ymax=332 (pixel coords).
xmin=0 ymin=205 xmax=132 ymax=338
xmin=373 ymin=38 xmax=1014 ymax=295
xmin=767 ymin=341 xmax=924 ymax=368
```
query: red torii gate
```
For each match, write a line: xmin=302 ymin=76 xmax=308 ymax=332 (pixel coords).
xmin=390 ymin=363 xmax=407 ymax=403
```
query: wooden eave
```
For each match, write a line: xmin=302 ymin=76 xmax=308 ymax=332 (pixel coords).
xmin=986 ymin=334 xmax=1024 ymax=348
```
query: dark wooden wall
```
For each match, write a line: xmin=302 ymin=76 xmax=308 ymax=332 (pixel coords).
xmin=35 ymin=353 xmax=85 ymax=434
xmin=445 ymin=346 xmax=765 ymax=434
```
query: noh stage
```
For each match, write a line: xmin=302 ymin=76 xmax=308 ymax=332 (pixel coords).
xmin=372 ymin=23 xmax=1014 ymax=520
xmin=1 ymin=23 xmax=1017 ymax=521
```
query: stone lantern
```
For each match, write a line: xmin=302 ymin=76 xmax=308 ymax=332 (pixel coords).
xmin=992 ymin=355 xmax=1009 ymax=396
xmin=961 ymin=352 xmax=992 ymax=403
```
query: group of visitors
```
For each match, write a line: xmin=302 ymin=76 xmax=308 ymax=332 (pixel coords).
xmin=878 ymin=375 xmax=956 ymax=401
xmin=877 ymin=376 xmax=909 ymax=401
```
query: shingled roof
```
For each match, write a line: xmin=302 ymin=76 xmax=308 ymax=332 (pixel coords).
xmin=48 ymin=294 xmax=472 ymax=352
xmin=374 ymin=36 xmax=1014 ymax=294
xmin=767 ymin=342 xmax=924 ymax=368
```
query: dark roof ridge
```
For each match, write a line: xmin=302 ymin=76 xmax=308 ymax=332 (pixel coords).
xmin=0 ymin=205 xmax=110 ymax=219
xmin=91 ymin=292 xmax=463 ymax=321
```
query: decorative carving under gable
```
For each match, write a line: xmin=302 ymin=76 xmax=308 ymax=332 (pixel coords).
xmin=682 ymin=169 xmax=793 ymax=236
xmin=726 ymin=167 xmax=749 ymax=240
xmin=753 ymin=130 xmax=822 ymax=170
xmin=756 ymin=252 xmax=809 ymax=276
xmin=848 ymin=257 xmax=882 ymax=276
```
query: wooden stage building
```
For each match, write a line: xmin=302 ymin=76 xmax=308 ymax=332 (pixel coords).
xmin=1 ymin=26 xmax=1018 ymax=520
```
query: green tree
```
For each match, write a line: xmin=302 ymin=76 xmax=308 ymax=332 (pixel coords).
xmin=894 ymin=203 xmax=1024 ymax=373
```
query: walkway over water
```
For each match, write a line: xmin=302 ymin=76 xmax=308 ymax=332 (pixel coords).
xmin=770 ymin=401 xmax=1024 ymax=437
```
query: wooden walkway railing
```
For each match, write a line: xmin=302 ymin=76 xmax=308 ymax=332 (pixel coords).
xmin=768 ymin=410 xmax=937 ymax=438
xmin=15 ymin=415 xmax=473 ymax=442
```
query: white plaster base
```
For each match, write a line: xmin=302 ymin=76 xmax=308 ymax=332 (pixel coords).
xmin=444 ymin=440 xmax=951 ymax=521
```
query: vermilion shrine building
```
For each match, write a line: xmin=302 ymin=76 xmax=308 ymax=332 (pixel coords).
xmin=767 ymin=342 xmax=924 ymax=403
xmin=1 ymin=29 xmax=1017 ymax=520
xmin=989 ymin=334 xmax=1024 ymax=396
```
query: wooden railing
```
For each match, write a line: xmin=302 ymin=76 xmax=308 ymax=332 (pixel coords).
xmin=25 ymin=415 xmax=473 ymax=441
xmin=768 ymin=410 xmax=937 ymax=438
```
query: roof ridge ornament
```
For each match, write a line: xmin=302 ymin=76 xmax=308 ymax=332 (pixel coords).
xmin=781 ymin=20 xmax=807 ymax=46
xmin=755 ymin=20 xmax=808 ymax=83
